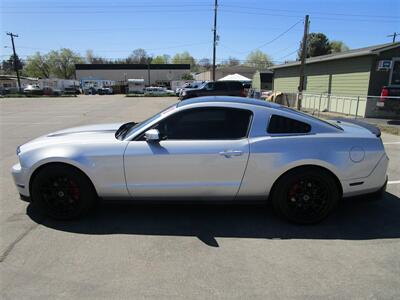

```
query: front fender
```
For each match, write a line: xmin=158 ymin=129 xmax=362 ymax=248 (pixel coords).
xmin=19 ymin=141 xmax=128 ymax=198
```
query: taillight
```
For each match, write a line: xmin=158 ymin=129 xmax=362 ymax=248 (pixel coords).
xmin=380 ymin=87 xmax=389 ymax=102
xmin=240 ymin=88 xmax=246 ymax=97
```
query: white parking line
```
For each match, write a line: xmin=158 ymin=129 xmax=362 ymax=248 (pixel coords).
xmin=383 ymin=142 xmax=400 ymax=145
xmin=388 ymin=180 xmax=400 ymax=185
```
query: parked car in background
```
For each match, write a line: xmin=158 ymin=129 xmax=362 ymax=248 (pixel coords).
xmin=377 ymin=86 xmax=400 ymax=113
xmin=23 ymin=84 xmax=43 ymax=95
xmin=180 ymin=81 xmax=247 ymax=100
xmin=97 ymin=87 xmax=113 ymax=95
xmin=63 ymin=86 xmax=80 ymax=95
xmin=11 ymin=96 xmax=388 ymax=224
xmin=1 ymin=87 xmax=20 ymax=95
xmin=84 ymin=87 xmax=97 ymax=95
xmin=42 ymin=87 xmax=62 ymax=96
xmin=165 ymin=89 xmax=176 ymax=96
xmin=176 ymin=81 xmax=205 ymax=96
xmin=144 ymin=87 xmax=175 ymax=96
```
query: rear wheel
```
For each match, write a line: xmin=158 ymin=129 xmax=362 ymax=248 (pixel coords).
xmin=271 ymin=167 xmax=340 ymax=224
xmin=31 ymin=164 xmax=97 ymax=220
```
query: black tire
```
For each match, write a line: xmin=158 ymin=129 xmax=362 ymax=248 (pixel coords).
xmin=31 ymin=164 xmax=97 ymax=220
xmin=271 ymin=167 xmax=340 ymax=224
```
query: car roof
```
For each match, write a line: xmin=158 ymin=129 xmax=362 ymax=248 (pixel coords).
xmin=177 ymin=96 xmax=283 ymax=109
xmin=177 ymin=96 xmax=343 ymax=132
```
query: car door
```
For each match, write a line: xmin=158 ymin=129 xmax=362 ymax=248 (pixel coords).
xmin=123 ymin=106 xmax=252 ymax=199
xmin=213 ymin=81 xmax=229 ymax=96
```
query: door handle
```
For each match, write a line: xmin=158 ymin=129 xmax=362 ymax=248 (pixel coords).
xmin=219 ymin=150 xmax=244 ymax=157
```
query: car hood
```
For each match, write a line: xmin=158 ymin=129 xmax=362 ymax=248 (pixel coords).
xmin=19 ymin=123 xmax=124 ymax=153
xmin=183 ymin=87 xmax=202 ymax=92
xmin=46 ymin=123 xmax=123 ymax=137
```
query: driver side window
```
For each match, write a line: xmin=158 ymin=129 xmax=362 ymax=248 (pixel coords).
xmin=154 ymin=107 xmax=252 ymax=140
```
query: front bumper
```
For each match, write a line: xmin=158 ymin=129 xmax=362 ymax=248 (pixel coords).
xmin=11 ymin=163 xmax=30 ymax=197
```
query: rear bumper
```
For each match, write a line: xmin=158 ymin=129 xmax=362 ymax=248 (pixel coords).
xmin=341 ymin=153 xmax=389 ymax=197
xmin=376 ymin=99 xmax=400 ymax=112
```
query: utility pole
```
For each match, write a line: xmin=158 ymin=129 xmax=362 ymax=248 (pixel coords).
xmin=297 ymin=15 xmax=309 ymax=110
xmin=6 ymin=32 xmax=22 ymax=93
xmin=387 ymin=32 xmax=399 ymax=43
xmin=212 ymin=0 xmax=218 ymax=81
xmin=147 ymin=58 xmax=151 ymax=86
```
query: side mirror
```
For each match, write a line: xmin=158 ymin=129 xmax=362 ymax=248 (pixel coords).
xmin=144 ymin=129 xmax=161 ymax=142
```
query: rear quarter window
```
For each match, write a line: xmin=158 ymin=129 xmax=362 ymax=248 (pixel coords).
xmin=267 ymin=115 xmax=311 ymax=134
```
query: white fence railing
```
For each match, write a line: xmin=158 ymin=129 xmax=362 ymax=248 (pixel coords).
xmin=267 ymin=91 xmax=400 ymax=118
xmin=302 ymin=93 xmax=367 ymax=117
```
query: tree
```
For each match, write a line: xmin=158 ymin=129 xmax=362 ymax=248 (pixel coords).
xmin=85 ymin=49 xmax=109 ymax=64
xmin=330 ymin=40 xmax=349 ymax=53
xmin=298 ymin=32 xmax=332 ymax=59
xmin=181 ymin=73 xmax=194 ymax=80
xmin=172 ymin=51 xmax=197 ymax=71
xmin=222 ymin=56 xmax=240 ymax=67
xmin=24 ymin=52 xmax=51 ymax=78
xmin=151 ymin=54 xmax=170 ymax=64
xmin=47 ymin=48 xmax=84 ymax=79
xmin=245 ymin=50 xmax=273 ymax=69
xmin=1 ymin=54 xmax=24 ymax=74
xmin=127 ymin=48 xmax=150 ymax=64
xmin=198 ymin=58 xmax=211 ymax=70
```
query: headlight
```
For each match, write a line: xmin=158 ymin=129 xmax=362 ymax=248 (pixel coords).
xmin=182 ymin=91 xmax=187 ymax=96
xmin=16 ymin=145 xmax=21 ymax=155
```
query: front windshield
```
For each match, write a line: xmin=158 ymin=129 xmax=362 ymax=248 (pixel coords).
xmin=121 ymin=103 xmax=177 ymax=139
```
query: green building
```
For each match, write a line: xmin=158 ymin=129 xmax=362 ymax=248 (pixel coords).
xmin=270 ymin=42 xmax=400 ymax=117
xmin=252 ymin=70 xmax=274 ymax=91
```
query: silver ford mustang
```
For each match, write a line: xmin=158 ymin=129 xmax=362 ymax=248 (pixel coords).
xmin=11 ymin=96 xmax=388 ymax=223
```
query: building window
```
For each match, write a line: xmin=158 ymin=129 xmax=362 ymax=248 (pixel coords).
xmin=390 ymin=59 xmax=400 ymax=86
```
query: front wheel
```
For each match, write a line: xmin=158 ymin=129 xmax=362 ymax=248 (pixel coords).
xmin=271 ymin=167 xmax=340 ymax=224
xmin=31 ymin=164 xmax=97 ymax=220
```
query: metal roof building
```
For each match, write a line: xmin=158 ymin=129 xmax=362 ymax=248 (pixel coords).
xmin=75 ymin=64 xmax=191 ymax=87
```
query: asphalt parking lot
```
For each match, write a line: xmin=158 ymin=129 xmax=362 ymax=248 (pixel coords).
xmin=1 ymin=95 xmax=400 ymax=299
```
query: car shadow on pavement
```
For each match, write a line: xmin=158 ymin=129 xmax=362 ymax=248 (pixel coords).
xmin=27 ymin=192 xmax=400 ymax=247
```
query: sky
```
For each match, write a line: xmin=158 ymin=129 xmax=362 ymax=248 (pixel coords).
xmin=1 ymin=0 xmax=399 ymax=64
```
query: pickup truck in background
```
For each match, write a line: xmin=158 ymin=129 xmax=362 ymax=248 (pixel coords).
xmin=377 ymin=86 xmax=400 ymax=113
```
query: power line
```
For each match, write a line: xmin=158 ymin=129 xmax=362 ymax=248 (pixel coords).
xmin=278 ymin=49 xmax=298 ymax=60
xmin=2 ymin=3 xmax=213 ymax=9
xmin=387 ymin=32 xmax=400 ymax=43
xmin=221 ymin=4 xmax=400 ymax=19
xmin=2 ymin=9 xmax=214 ymax=15
xmin=2 ymin=41 xmax=212 ymax=55
xmin=220 ymin=9 xmax=400 ymax=23
xmin=221 ymin=19 xmax=302 ymax=55
xmin=249 ymin=20 xmax=302 ymax=52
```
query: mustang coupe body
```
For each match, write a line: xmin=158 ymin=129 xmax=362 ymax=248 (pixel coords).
xmin=11 ymin=96 xmax=388 ymax=223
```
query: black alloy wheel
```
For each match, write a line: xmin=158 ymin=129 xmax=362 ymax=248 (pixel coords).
xmin=31 ymin=164 xmax=96 ymax=220
xmin=272 ymin=167 xmax=339 ymax=224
